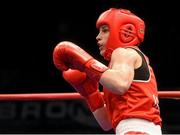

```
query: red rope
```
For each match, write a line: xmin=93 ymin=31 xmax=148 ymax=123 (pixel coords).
xmin=0 ymin=91 xmax=179 ymax=101
xmin=0 ymin=92 xmax=84 ymax=101
xmin=158 ymin=91 xmax=180 ymax=98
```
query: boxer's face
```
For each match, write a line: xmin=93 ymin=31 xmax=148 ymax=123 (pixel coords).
xmin=96 ymin=25 xmax=109 ymax=56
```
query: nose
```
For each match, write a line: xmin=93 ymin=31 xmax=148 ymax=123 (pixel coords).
xmin=96 ymin=33 xmax=101 ymax=41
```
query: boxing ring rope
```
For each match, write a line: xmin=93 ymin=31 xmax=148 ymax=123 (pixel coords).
xmin=0 ymin=91 xmax=180 ymax=101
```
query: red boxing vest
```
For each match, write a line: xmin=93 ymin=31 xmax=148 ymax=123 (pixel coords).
xmin=103 ymin=57 xmax=162 ymax=129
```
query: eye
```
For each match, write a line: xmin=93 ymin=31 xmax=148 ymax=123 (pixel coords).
xmin=100 ymin=25 xmax=109 ymax=33
xmin=102 ymin=28 xmax=109 ymax=33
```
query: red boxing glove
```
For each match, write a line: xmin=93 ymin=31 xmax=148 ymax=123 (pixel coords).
xmin=53 ymin=41 xmax=108 ymax=82
xmin=63 ymin=69 xmax=104 ymax=112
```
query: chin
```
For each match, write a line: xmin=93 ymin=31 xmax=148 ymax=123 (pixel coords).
xmin=100 ymin=50 xmax=105 ymax=56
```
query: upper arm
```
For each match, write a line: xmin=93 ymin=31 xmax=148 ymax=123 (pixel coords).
xmin=110 ymin=48 xmax=141 ymax=92
xmin=100 ymin=47 xmax=141 ymax=95
xmin=111 ymin=48 xmax=138 ymax=70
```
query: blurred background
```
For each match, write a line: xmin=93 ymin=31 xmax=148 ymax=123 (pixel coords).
xmin=0 ymin=0 xmax=179 ymax=134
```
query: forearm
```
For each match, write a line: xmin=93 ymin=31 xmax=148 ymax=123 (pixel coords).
xmin=92 ymin=105 xmax=112 ymax=131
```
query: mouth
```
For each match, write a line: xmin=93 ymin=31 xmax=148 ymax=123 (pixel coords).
xmin=97 ymin=43 xmax=103 ymax=50
xmin=99 ymin=46 xmax=103 ymax=51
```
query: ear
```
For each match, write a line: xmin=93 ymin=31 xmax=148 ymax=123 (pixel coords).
xmin=119 ymin=24 xmax=136 ymax=43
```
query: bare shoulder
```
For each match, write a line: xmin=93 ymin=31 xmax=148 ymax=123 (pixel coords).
xmin=111 ymin=47 xmax=140 ymax=61
xmin=111 ymin=47 xmax=142 ymax=68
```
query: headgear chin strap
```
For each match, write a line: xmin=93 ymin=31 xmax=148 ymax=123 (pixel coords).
xmin=96 ymin=8 xmax=145 ymax=61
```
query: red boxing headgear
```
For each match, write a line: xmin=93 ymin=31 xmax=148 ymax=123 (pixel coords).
xmin=96 ymin=8 xmax=145 ymax=60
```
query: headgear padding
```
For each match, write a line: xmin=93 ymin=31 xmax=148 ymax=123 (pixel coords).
xmin=96 ymin=8 xmax=145 ymax=60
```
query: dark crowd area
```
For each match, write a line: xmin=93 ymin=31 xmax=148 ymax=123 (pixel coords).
xmin=0 ymin=0 xmax=180 ymax=134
